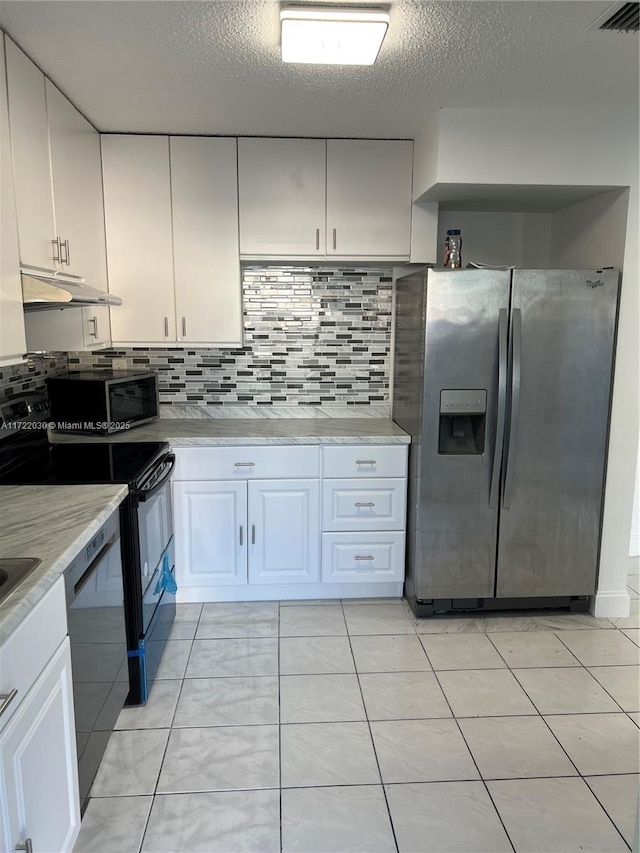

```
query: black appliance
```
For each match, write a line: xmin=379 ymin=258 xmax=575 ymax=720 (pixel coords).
xmin=0 ymin=393 xmax=175 ymax=706
xmin=46 ymin=370 xmax=159 ymax=434
xmin=64 ymin=509 xmax=127 ymax=812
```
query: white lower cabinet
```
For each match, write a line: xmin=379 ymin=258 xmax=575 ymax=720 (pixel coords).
xmin=322 ymin=532 xmax=405 ymax=583
xmin=248 ymin=480 xmax=320 ymax=584
xmin=174 ymin=478 xmax=320 ymax=589
xmin=172 ymin=443 xmax=408 ymax=600
xmin=0 ymin=638 xmax=80 ymax=853
xmin=174 ymin=481 xmax=247 ymax=587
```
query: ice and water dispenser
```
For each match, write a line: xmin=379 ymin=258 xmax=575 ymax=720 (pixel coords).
xmin=438 ymin=390 xmax=487 ymax=455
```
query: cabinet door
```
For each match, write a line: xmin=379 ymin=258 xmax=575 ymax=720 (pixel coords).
xmin=4 ymin=37 xmax=57 ymax=270
xmin=0 ymin=638 xmax=80 ymax=853
xmin=173 ymin=481 xmax=247 ymax=587
xmin=46 ymin=79 xmax=108 ymax=286
xmin=171 ymin=137 xmax=242 ymax=345
xmin=248 ymin=479 xmax=320 ymax=584
xmin=101 ymin=135 xmax=175 ymax=343
xmin=238 ymin=138 xmax=326 ymax=257
xmin=326 ymin=140 xmax=412 ymax=258
xmin=82 ymin=305 xmax=112 ymax=349
xmin=0 ymin=36 xmax=26 ymax=364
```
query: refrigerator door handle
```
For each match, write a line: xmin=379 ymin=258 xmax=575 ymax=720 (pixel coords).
xmin=502 ymin=308 xmax=522 ymax=508
xmin=489 ymin=308 xmax=508 ymax=508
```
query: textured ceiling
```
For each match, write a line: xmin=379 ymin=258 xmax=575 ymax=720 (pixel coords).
xmin=0 ymin=1 xmax=637 ymax=138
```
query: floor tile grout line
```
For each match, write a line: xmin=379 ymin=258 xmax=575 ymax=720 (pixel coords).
xmin=340 ymin=598 xmax=401 ymax=853
xmin=582 ymin=778 xmax=634 ymax=852
xmin=277 ymin=602 xmax=283 ymax=853
xmin=136 ymin=604 xmax=202 ymax=853
xmin=551 ymin=629 xmax=636 ymax=715
xmin=427 ymin=654 xmax=518 ymax=853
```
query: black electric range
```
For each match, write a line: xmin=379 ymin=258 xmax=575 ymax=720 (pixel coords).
xmin=0 ymin=393 xmax=176 ymax=705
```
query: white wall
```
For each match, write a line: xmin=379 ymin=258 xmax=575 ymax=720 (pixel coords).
xmin=437 ymin=210 xmax=552 ymax=268
xmin=631 ymin=440 xmax=640 ymax=558
xmin=550 ymin=189 xmax=629 ymax=270
xmin=413 ymin=107 xmax=640 ymax=615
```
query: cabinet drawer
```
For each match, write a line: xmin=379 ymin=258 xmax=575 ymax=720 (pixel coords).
xmin=322 ymin=532 xmax=405 ymax=583
xmin=174 ymin=445 xmax=321 ymax=481
xmin=0 ymin=576 xmax=67 ymax=731
xmin=322 ymin=445 xmax=407 ymax=478
xmin=322 ymin=479 xmax=407 ymax=531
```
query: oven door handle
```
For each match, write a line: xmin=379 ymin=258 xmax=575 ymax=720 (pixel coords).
xmin=138 ymin=454 xmax=175 ymax=502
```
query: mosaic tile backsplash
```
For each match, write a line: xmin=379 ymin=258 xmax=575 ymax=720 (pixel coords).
xmin=68 ymin=267 xmax=393 ymax=409
xmin=0 ymin=354 xmax=67 ymax=401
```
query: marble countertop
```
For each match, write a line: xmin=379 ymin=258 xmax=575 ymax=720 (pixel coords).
xmin=0 ymin=484 xmax=128 ymax=645
xmin=51 ymin=418 xmax=411 ymax=446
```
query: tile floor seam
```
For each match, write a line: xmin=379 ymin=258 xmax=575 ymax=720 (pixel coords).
xmin=551 ymin=628 xmax=636 ymax=715
xmin=340 ymin=598 xmax=401 ymax=853
xmin=277 ymin=603 xmax=283 ymax=853
xmin=580 ymin=779 xmax=634 ymax=852
xmin=428 ymin=656 xmax=518 ymax=853
xmin=136 ymin=608 xmax=203 ymax=853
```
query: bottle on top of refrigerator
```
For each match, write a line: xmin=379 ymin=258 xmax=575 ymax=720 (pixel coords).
xmin=443 ymin=229 xmax=462 ymax=268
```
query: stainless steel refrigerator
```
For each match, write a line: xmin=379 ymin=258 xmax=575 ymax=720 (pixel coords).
xmin=392 ymin=267 xmax=620 ymax=615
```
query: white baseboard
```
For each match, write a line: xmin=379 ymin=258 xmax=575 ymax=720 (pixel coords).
xmin=591 ymin=589 xmax=632 ymax=619
xmin=176 ymin=581 xmax=404 ymax=603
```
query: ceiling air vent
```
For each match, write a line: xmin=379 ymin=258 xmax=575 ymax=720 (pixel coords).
xmin=598 ymin=2 xmax=639 ymax=31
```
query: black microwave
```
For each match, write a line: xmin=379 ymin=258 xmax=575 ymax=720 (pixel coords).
xmin=46 ymin=371 xmax=159 ymax=434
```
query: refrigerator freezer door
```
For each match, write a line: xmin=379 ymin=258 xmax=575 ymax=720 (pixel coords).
xmin=496 ymin=269 xmax=619 ymax=597
xmin=413 ymin=268 xmax=511 ymax=600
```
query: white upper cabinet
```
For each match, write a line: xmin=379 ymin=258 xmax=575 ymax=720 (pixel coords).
xmin=237 ymin=137 xmax=413 ymax=260
xmin=101 ymin=135 xmax=176 ymax=344
xmin=45 ymin=79 xmax=108 ymax=286
xmin=326 ymin=139 xmax=413 ymax=258
xmin=0 ymin=36 xmax=26 ymax=365
xmin=4 ymin=38 xmax=57 ymax=270
xmin=171 ymin=137 xmax=242 ymax=345
xmin=238 ymin=138 xmax=326 ymax=257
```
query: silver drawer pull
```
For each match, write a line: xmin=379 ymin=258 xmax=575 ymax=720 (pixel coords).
xmin=355 ymin=459 xmax=376 ymax=465
xmin=239 ymin=525 xmax=244 ymax=546
xmin=0 ymin=688 xmax=18 ymax=718
xmin=234 ymin=462 xmax=255 ymax=467
xmin=354 ymin=555 xmax=374 ymax=561
xmin=15 ymin=840 xmax=33 ymax=853
xmin=251 ymin=524 xmax=256 ymax=545
xmin=355 ymin=502 xmax=376 ymax=508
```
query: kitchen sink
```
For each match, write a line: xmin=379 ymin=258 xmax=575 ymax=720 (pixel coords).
xmin=0 ymin=558 xmax=42 ymax=604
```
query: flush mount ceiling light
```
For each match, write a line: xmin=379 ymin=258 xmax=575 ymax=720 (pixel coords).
xmin=280 ymin=6 xmax=390 ymax=65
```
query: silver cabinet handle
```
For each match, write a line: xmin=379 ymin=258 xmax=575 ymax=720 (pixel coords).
xmin=332 ymin=228 xmax=337 ymax=250
xmin=355 ymin=459 xmax=376 ymax=465
xmin=0 ymin=688 xmax=18 ymax=717
xmin=164 ymin=317 xmax=169 ymax=337
xmin=182 ymin=317 xmax=187 ymax=337
xmin=234 ymin=462 xmax=255 ymax=467
xmin=51 ymin=237 xmax=61 ymax=263
xmin=502 ymin=308 xmax=522 ymax=509
xmin=60 ymin=239 xmax=70 ymax=265
xmin=354 ymin=555 xmax=374 ymax=561
xmin=239 ymin=525 xmax=243 ymax=546
xmin=251 ymin=525 xmax=256 ymax=545
xmin=65 ymin=239 xmax=70 ymax=265
xmin=15 ymin=840 xmax=33 ymax=853
xmin=354 ymin=502 xmax=376 ymax=508
xmin=489 ymin=308 xmax=508 ymax=508
xmin=88 ymin=316 xmax=99 ymax=339
xmin=315 ymin=228 xmax=320 ymax=250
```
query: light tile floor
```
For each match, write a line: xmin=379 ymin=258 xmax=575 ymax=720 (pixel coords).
xmin=74 ymin=594 xmax=640 ymax=853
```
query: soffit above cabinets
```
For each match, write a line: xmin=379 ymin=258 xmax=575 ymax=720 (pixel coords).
xmin=0 ymin=1 xmax=637 ymax=138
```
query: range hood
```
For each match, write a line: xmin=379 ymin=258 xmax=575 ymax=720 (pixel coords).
xmin=21 ymin=268 xmax=123 ymax=311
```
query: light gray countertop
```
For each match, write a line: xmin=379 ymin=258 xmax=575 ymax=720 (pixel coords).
xmin=51 ymin=418 xmax=411 ymax=446
xmin=0 ymin=484 xmax=128 ymax=645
